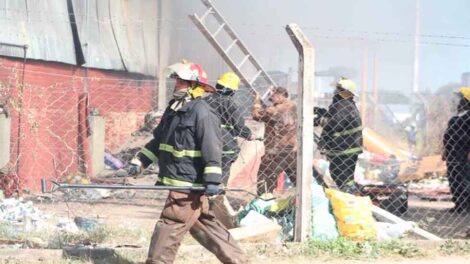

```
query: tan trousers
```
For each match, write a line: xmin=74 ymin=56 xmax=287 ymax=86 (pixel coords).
xmin=146 ymin=191 xmax=248 ymax=264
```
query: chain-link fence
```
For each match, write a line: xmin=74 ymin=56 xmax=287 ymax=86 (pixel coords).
xmin=2 ymin=55 xmax=470 ymax=241
xmin=312 ymin=90 xmax=470 ymax=239
xmin=1 ymin=1 xmax=470 ymax=250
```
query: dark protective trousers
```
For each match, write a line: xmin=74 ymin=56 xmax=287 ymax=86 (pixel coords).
xmin=328 ymin=154 xmax=359 ymax=191
xmin=447 ymin=162 xmax=470 ymax=211
xmin=256 ymin=151 xmax=297 ymax=196
xmin=146 ymin=191 xmax=247 ymax=264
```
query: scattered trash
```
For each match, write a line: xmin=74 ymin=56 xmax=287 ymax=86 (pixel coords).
xmin=65 ymin=189 xmax=111 ymax=201
xmin=239 ymin=211 xmax=274 ymax=227
xmin=56 ymin=218 xmax=80 ymax=234
xmin=360 ymin=184 xmax=408 ymax=216
xmin=376 ymin=222 xmax=412 ymax=240
xmin=237 ymin=198 xmax=275 ymax=223
xmin=311 ymin=180 xmax=339 ymax=241
xmin=63 ymin=245 xmax=116 ymax=260
xmin=0 ymin=198 xmax=48 ymax=233
xmin=104 ymin=152 xmax=124 ymax=170
xmin=326 ymin=189 xmax=377 ymax=241
xmin=408 ymin=177 xmax=451 ymax=201
xmin=74 ymin=217 xmax=103 ymax=232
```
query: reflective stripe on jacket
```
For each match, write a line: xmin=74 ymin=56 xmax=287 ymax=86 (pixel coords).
xmin=138 ymin=98 xmax=223 ymax=186
xmin=318 ymin=96 xmax=363 ymax=157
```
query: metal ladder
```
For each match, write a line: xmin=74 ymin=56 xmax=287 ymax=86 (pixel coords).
xmin=189 ymin=0 xmax=276 ymax=98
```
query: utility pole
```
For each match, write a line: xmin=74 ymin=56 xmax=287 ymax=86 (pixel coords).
xmin=412 ymin=0 xmax=421 ymax=95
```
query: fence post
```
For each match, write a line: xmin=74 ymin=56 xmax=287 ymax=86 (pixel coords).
xmin=88 ymin=114 xmax=105 ymax=175
xmin=0 ymin=113 xmax=11 ymax=168
xmin=286 ymin=24 xmax=314 ymax=242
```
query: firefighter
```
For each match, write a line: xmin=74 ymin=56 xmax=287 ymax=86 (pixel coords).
xmin=317 ymin=77 xmax=363 ymax=192
xmin=443 ymin=87 xmax=470 ymax=213
xmin=205 ymin=72 xmax=255 ymax=184
xmin=128 ymin=61 xmax=247 ymax=264
xmin=252 ymin=87 xmax=297 ymax=196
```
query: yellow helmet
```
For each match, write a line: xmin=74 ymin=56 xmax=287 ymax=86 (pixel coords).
xmin=336 ymin=77 xmax=358 ymax=97
xmin=217 ymin=72 xmax=240 ymax=90
xmin=459 ymin=86 xmax=470 ymax=102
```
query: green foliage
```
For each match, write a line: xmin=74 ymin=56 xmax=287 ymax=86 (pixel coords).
xmin=301 ymin=239 xmax=425 ymax=259
xmin=439 ymin=240 xmax=470 ymax=256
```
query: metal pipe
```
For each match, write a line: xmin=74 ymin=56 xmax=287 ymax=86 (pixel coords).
xmin=0 ymin=42 xmax=28 ymax=49
xmin=50 ymin=181 xmax=205 ymax=192
xmin=42 ymin=180 xmax=273 ymax=201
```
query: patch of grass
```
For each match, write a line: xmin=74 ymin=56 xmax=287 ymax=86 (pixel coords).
xmin=301 ymin=239 xmax=425 ymax=259
xmin=439 ymin=240 xmax=470 ymax=256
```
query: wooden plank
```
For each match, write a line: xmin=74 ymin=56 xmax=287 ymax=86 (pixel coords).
xmin=372 ymin=205 xmax=442 ymax=240
xmin=229 ymin=221 xmax=281 ymax=243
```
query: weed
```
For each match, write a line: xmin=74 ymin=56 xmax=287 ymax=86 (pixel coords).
xmin=439 ymin=240 xmax=470 ymax=256
xmin=301 ymin=239 xmax=425 ymax=259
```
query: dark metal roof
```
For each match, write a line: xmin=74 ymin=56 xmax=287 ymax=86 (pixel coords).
xmin=72 ymin=0 xmax=158 ymax=76
xmin=0 ymin=0 xmax=76 ymax=64
xmin=0 ymin=0 xmax=158 ymax=76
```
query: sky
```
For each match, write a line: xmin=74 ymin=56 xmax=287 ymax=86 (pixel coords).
xmin=166 ymin=0 xmax=470 ymax=96
xmin=165 ymin=0 xmax=470 ymax=98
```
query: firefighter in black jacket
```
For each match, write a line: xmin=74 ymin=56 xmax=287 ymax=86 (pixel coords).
xmin=205 ymin=72 xmax=255 ymax=184
xmin=443 ymin=87 xmax=470 ymax=213
xmin=128 ymin=61 xmax=247 ymax=264
xmin=316 ymin=77 xmax=363 ymax=192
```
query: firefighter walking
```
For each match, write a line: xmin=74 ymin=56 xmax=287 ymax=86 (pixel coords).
xmin=443 ymin=87 xmax=470 ymax=213
xmin=205 ymin=72 xmax=255 ymax=184
xmin=129 ymin=61 xmax=247 ymax=264
xmin=316 ymin=77 xmax=363 ymax=192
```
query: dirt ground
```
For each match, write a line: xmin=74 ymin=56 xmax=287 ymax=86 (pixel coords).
xmin=3 ymin=175 xmax=470 ymax=263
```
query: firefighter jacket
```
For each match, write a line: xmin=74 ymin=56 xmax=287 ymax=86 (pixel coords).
xmin=137 ymin=98 xmax=223 ymax=187
xmin=252 ymin=99 xmax=297 ymax=154
xmin=318 ymin=95 xmax=363 ymax=157
xmin=204 ymin=93 xmax=252 ymax=156
xmin=443 ymin=110 xmax=470 ymax=163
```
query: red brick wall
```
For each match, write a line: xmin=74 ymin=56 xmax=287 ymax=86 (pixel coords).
xmin=0 ymin=57 xmax=156 ymax=192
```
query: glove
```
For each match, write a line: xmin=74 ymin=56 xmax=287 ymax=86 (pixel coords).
xmin=127 ymin=158 xmax=142 ymax=176
xmin=205 ymin=183 xmax=222 ymax=197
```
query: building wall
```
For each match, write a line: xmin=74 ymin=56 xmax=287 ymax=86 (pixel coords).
xmin=0 ymin=57 xmax=156 ymax=192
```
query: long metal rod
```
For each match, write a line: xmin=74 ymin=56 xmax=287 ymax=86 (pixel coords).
xmin=42 ymin=179 xmax=273 ymax=201
xmin=50 ymin=181 xmax=205 ymax=192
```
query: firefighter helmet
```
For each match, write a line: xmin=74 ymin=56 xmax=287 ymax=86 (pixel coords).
xmin=217 ymin=72 xmax=240 ymax=90
xmin=459 ymin=86 xmax=470 ymax=102
xmin=166 ymin=61 xmax=215 ymax=92
xmin=336 ymin=77 xmax=358 ymax=97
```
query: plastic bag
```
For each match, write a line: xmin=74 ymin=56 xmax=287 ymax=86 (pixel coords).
xmin=311 ymin=181 xmax=339 ymax=240
xmin=325 ymin=188 xmax=376 ymax=241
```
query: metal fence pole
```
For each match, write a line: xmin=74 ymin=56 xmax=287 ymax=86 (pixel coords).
xmin=286 ymin=24 xmax=314 ymax=242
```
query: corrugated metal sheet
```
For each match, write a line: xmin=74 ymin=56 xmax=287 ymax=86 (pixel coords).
xmin=72 ymin=0 xmax=158 ymax=76
xmin=0 ymin=0 xmax=76 ymax=64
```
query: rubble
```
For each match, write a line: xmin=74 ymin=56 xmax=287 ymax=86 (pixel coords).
xmin=0 ymin=198 xmax=48 ymax=234
xmin=408 ymin=177 xmax=451 ymax=201
xmin=104 ymin=152 xmax=124 ymax=170
xmin=74 ymin=217 xmax=103 ymax=232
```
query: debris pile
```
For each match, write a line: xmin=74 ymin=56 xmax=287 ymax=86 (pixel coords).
xmin=408 ymin=177 xmax=451 ymax=201
xmin=0 ymin=198 xmax=48 ymax=234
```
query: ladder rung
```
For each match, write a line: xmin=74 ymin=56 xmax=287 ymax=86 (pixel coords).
xmin=212 ymin=23 xmax=225 ymax=38
xmin=249 ymin=71 xmax=263 ymax=85
xmin=225 ymin=39 xmax=238 ymax=53
xmin=238 ymin=55 xmax=250 ymax=68
xmin=200 ymin=7 xmax=213 ymax=22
